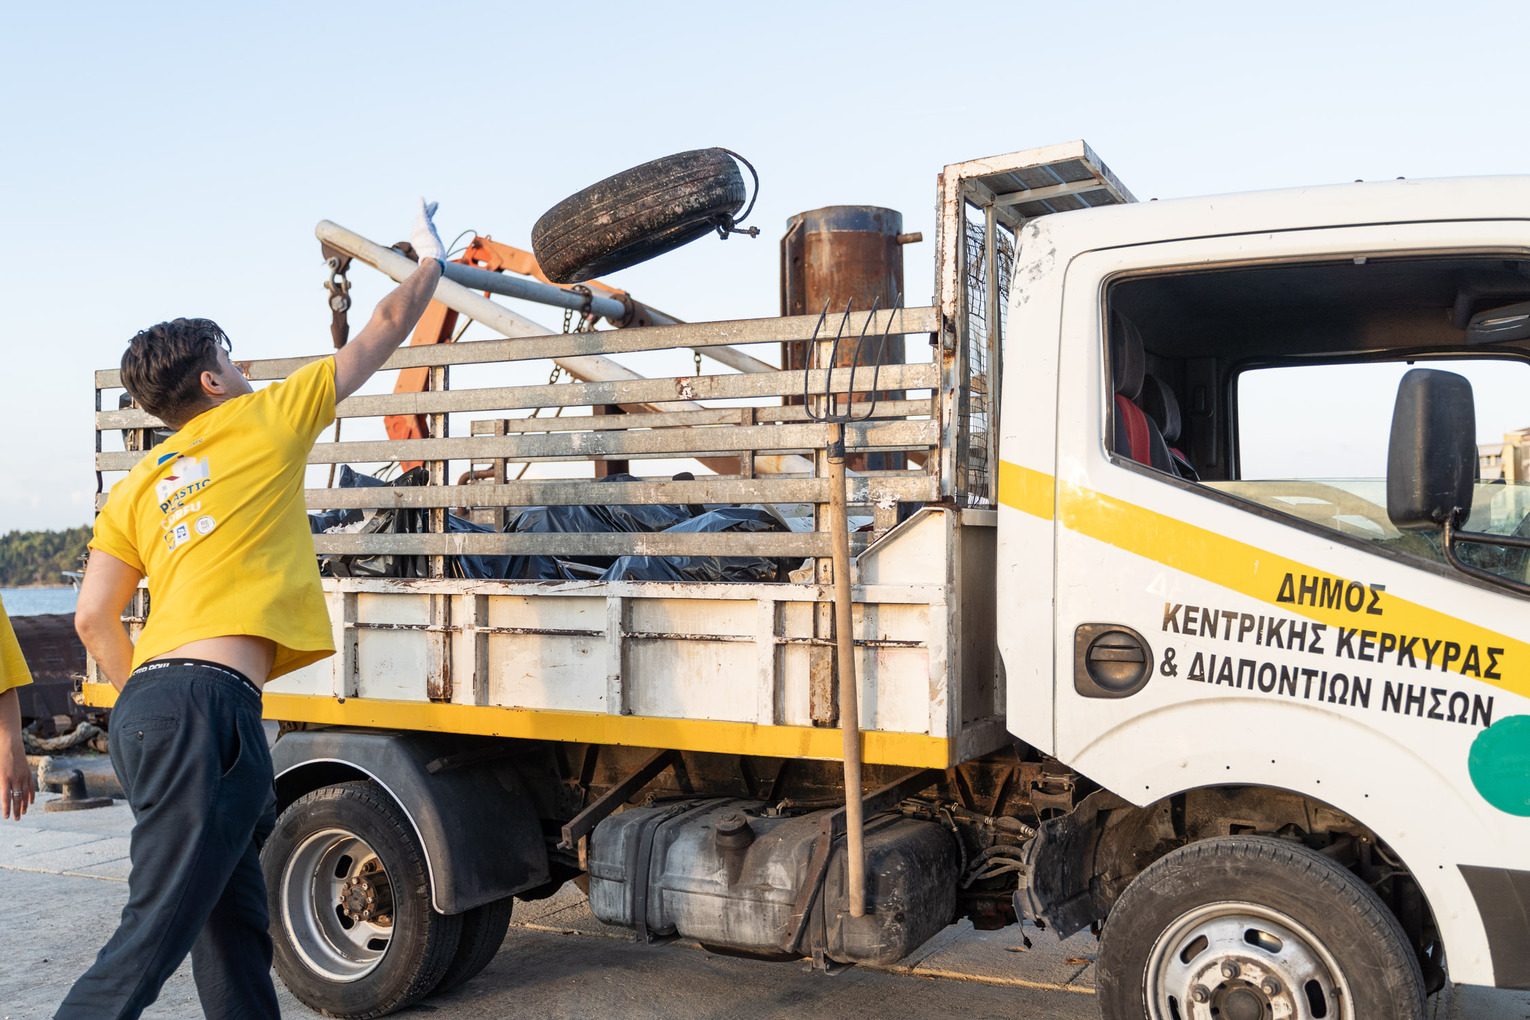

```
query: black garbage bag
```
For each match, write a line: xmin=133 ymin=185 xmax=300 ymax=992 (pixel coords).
xmin=601 ymin=506 xmax=800 ymax=583
xmin=321 ymin=468 xmax=516 ymax=580
xmin=307 ymin=465 xmax=387 ymax=534
xmin=592 ymin=472 xmax=697 ymax=532
xmin=502 ymin=473 xmax=697 ymax=577
xmin=322 ymin=468 xmax=429 ymax=578
xmin=503 ymin=551 xmax=584 ymax=581
xmin=504 ymin=504 xmax=625 ymax=575
xmin=444 ymin=514 xmax=514 ymax=580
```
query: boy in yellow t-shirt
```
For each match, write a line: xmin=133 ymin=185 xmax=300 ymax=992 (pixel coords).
xmin=59 ymin=201 xmax=446 ymax=1020
xmin=0 ymin=594 xmax=35 ymax=821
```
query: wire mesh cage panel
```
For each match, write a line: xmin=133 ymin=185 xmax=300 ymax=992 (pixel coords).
xmin=935 ymin=140 xmax=1134 ymax=506
xmin=956 ymin=210 xmax=1015 ymax=506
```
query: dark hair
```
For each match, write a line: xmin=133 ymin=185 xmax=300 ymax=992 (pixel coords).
xmin=121 ymin=318 xmax=232 ymax=427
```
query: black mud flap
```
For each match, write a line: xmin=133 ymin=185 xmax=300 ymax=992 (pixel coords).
xmin=273 ymin=730 xmax=549 ymax=915
xmin=1014 ymin=790 xmax=1128 ymax=938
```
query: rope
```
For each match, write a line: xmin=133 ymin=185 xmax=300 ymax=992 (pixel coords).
xmin=716 ymin=148 xmax=762 ymax=239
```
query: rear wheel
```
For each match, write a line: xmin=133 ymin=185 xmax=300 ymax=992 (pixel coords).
xmin=432 ymin=895 xmax=514 ymax=995
xmin=263 ymin=780 xmax=463 ymax=1019
xmin=1098 ymin=835 xmax=1425 ymax=1020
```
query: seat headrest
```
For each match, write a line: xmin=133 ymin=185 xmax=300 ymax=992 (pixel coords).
xmin=1140 ymin=374 xmax=1182 ymax=445
xmin=1110 ymin=312 xmax=1145 ymax=401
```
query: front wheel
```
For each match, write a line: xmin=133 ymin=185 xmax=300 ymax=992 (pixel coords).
xmin=263 ymin=780 xmax=463 ymax=1019
xmin=1098 ymin=835 xmax=1426 ymax=1020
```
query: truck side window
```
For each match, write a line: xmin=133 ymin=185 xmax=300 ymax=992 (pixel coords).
xmin=1230 ymin=358 xmax=1530 ymax=583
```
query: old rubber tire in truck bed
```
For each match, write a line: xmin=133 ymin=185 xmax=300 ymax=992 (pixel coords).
xmin=263 ymin=780 xmax=464 ymax=1018
xmin=531 ymin=148 xmax=747 ymax=284
xmin=1097 ymin=834 xmax=1425 ymax=1020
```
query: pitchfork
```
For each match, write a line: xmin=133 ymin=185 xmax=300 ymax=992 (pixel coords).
xmin=801 ymin=297 xmax=899 ymax=919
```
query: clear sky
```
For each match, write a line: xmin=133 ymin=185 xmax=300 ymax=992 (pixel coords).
xmin=2 ymin=1 xmax=1527 ymax=532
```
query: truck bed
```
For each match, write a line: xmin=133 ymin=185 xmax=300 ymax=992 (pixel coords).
xmin=87 ymin=303 xmax=1004 ymax=770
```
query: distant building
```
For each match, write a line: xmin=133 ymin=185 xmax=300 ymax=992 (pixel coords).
xmin=1481 ymin=428 xmax=1530 ymax=482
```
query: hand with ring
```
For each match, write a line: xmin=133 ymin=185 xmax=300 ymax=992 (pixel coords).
xmin=0 ymin=689 xmax=34 ymax=821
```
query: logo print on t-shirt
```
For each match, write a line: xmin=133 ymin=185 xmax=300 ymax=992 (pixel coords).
xmin=155 ymin=457 xmax=212 ymax=512
xmin=165 ymin=522 xmax=193 ymax=552
xmin=195 ymin=515 xmax=216 ymax=536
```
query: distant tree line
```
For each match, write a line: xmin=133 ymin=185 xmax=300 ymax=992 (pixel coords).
xmin=0 ymin=526 xmax=91 ymax=586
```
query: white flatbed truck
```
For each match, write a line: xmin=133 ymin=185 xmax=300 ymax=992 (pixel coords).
xmin=87 ymin=141 xmax=1530 ymax=1020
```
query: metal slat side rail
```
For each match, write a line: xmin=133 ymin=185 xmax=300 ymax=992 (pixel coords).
xmin=94 ymin=474 xmax=937 ymax=511
xmin=301 ymin=476 xmax=937 ymax=511
xmin=96 ymin=363 xmax=941 ymax=430
xmin=310 ymin=531 xmax=831 ymax=558
xmin=461 ymin=400 xmax=934 ymax=436
xmin=102 ymin=574 xmax=946 ymax=605
xmin=96 ymin=420 xmax=937 ymax=472
xmin=312 ymin=420 xmax=936 ymax=461
xmin=91 ymin=306 xmax=939 ymax=389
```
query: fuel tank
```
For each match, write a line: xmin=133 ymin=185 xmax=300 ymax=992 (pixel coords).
xmin=588 ymin=798 xmax=959 ymax=966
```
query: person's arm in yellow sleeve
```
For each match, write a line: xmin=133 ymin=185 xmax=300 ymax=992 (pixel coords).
xmin=0 ymin=688 xmax=32 ymax=821
xmin=75 ymin=549 xmax=144 ymax=690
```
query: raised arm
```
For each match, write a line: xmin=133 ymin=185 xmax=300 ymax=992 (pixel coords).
xmin=75 ymin=549 xmax=145 ymax=690
xmin=333 ymin=199 xmax=447 ymax=402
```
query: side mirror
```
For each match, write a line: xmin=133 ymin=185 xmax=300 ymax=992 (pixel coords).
xmin=1386 ymin=368 xmax=1475 ymax=531
xmin=1467 ymin=301 xmax=1530 ymax=344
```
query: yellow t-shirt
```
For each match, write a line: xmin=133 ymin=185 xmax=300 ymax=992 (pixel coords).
xmin=90 ymin=357 xmax=338 ymax=680
xmin=0 ymin=596 xmax=33 ymax=695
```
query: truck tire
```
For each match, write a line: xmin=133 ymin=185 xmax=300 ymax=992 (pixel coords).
xmin=531 ymin=148 xmax=747 ymax=283
xmin=431 ymin=895 xmax=514 ymax=995
xmin=1098 ymin=835 xmax=1425 ymax=1020
xmin=263 ymin=780 xmax=464 ymax=1019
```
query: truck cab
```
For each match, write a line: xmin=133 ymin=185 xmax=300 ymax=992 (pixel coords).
xmin=997 ymin=174 xmax=1530 ymax=1013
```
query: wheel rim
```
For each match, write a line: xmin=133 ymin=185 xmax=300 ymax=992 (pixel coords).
xmin=1144 ymin=900 xmax=1353 ymax=1020
xmin=280 ymin=826 xmax=396 ymax=982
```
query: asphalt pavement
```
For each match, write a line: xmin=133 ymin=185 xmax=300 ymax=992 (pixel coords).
xmin=1 ymin=765 xmax=1526 ymax=1019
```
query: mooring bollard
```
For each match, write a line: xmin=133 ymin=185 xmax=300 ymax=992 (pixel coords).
xmin=42 ymin=766 xmax=112 ymax=812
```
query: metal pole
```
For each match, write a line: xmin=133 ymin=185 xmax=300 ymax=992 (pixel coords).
xmin=702 ymin=345 xmax=777 ymax=375
xmin=827 ymin=422 xmax=866 ymax=918
xmin=440 ymin=261 xmax=628 ymax=322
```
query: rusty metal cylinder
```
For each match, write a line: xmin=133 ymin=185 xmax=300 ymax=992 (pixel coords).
xmin=780 ymin=206 xmax=908 ymax=374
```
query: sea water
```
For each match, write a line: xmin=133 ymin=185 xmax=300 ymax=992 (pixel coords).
xmin=1 ymin=587 xmax=78 ymax=616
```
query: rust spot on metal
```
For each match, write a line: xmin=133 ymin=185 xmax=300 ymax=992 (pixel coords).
xmin=808 ymin=644 xmax=837 ymax=727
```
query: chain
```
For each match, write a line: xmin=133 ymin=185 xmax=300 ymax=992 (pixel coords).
xmin=562 ymin=306 xmax=574 ymax=334
xmin=322 ymin=253 xmax=353 ymax=349
xmin=693 ymin=349 xmax=702 ymax=375
xmin=548 ymin=364 xmax=563 ymax=384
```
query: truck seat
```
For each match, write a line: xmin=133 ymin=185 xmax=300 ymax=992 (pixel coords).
xmin=1110 ymin=313 xmax=1176 ymax=474
xmin=1140 ymin=374 xmax=1199 ymax=481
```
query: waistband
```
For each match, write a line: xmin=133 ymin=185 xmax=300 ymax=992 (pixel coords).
xmin=131 ymin=658 xmax=262 ymax=700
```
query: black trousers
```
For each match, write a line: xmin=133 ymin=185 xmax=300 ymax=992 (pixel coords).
xmin=57 ymin=660 xmax=281 ymax=1020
